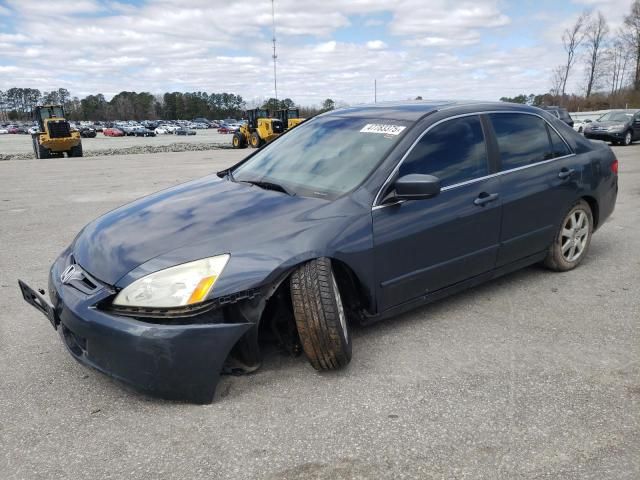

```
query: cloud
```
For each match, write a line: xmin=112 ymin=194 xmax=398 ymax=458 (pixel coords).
xmin=366 ymin=40 xmax=388 ymax=50
xmin=0 ymin=0 xmax=621 ymax=104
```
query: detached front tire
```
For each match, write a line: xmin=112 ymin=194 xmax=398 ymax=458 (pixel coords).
xmin=290 ymin=257 xmax=352 ymax=370
xmin=543 ymin=200 xmax=593 ymax=271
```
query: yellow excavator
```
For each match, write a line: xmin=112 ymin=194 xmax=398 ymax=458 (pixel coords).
xmin=232 ymin=108 xmax=284 ymax=149
xmin=32 ymin=105 xmax=83 ymax=159
xmin=275 ymin=108 xmax=304 ymax=130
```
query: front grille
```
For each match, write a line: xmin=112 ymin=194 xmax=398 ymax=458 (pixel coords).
xmin=62 ymin=256 xmax=101 ymax=295
xmin=47 ymin=120 xmax=71 ymax=138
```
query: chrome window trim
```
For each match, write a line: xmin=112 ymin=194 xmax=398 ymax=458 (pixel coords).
xmin=372 ymin=110 xmax=575 ymax=210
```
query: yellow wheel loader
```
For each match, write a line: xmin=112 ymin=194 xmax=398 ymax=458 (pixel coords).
xmin=232 ymin=108 xmax=284 ymax=149
xmin=275 ymin=108 xmax=304 ymax=130
xmin=31 ymin=105 xmax=83 ymax=159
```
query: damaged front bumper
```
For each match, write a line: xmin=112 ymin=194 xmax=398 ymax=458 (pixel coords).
xmin=19 ymin=252 xmax=262 ymax=403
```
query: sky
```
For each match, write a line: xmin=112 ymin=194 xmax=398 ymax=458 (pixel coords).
xmin=0 ymin=0 xmax=635 ymax=106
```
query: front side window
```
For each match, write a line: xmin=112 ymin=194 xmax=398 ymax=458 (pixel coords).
xmin=490 ymin=113 xmax=553 ymax=170
xmin=399 ymin=115 xmax=488 ymax=187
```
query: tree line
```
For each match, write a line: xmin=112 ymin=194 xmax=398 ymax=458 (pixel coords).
xmin=0 ymin=88 xmax=251 ymax=122
xmin=503 ymin=0 xmax=640 ymax=110
xmin=0 ymin=86 xmax=337 ymax=123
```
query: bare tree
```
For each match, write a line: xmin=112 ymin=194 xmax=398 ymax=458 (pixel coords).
xmin=623 ymin=0 xmax=640 ymax=90
xmin=606 ymin=35 xmax=632 ymax=95
xmin=561 ymin=12 xmax=589 ymax=97
xmin=551 ymin=66 xmax=565 ymax=97
xmin=584 ymin=12 xmax=609 ymax=97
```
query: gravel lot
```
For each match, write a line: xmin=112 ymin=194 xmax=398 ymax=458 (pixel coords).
xmin=1 ymin=146 xmax=639 ymax=479
xmin=0 ymin=129 xmax=232 ymax=157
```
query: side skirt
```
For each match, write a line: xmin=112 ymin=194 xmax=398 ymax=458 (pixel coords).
xmin=361 ymin=250 xmax=547 ymax=326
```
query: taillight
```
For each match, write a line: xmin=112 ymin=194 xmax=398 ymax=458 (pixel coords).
xmin=611 ymin=158 xmax=618 ymax=175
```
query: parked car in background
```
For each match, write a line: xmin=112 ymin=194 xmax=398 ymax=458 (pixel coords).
xmin=27 ymin=126 xmax=39 ymax=135
xmin=103 ymin=128 xmax=125 ymax=137
xmin=133 ymin=126 xmax=156 ymax=137
xmin=7 ymin=125 xmax=20 ymax=134
xmin=0 ymin=127 xmax=8 ymax=134
xmin=573 ymin=119 xmax=592 ymax=133
xmin=175 ymin=127 xmax=196 ymax=136
xmin=79 ymin=127 xmax=97 ymax=138
xmin=217 ymin=125 xmax=232 ymax=134
xmin=583 ymin=109 xmax=640 ymax=146
xmin=155 ymin=126 xmax=170 ymax=135
xmin=539 ymin=106 xmax=574 ymax=127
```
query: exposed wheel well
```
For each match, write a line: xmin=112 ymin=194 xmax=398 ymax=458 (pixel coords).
xmin=582 ymin=195 xmax=599 ymax=230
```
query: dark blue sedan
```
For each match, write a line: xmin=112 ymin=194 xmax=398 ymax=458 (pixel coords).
xmin=19 ymin=101 xmax=618 ymax=402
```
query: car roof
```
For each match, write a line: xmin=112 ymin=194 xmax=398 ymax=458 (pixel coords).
xmin=324 ymin=100 xmax=544 ymax=122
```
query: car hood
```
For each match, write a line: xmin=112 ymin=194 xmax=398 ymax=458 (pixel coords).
xmin=588 ymin=121 xmax=628 ymax=128
xmin=72 ymin=175 xmax=349 ymax=287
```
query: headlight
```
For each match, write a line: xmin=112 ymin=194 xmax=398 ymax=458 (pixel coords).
xmin=607 ymin=124 xmax=625 ymax=131
xmin=113 ymin=255 xmax=230 ymax=308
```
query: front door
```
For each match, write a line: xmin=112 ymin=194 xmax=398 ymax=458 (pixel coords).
xmin=373 ymin=115 xmax=502 ymax=311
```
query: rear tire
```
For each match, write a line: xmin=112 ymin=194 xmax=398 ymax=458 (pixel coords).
xmin=232 ymin=132 xmax=246 ymax=149
xmin=250 ymin=132 xmax=262 ymax=148
xmin=37 ymin=142 xmax=50 ymax=159
xmin=543 ymin=200 xmax=593 ymax=272
xmin=290 ymin=258 xmax=352 ymax=370
xmin=68 ymin=144 xmax=83 ymax=157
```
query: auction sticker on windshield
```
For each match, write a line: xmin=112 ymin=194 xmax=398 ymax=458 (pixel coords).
xmin=360 ymin=124 xmax=406 ymax=135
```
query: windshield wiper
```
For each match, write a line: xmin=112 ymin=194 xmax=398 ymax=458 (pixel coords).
xmin=241 ymin=179 xmax=295 ymax=196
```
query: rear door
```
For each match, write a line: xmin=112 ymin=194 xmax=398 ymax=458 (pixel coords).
xmin=372 ymin=115 xmax=502 ymax=311
xmin=488 ymin=112 xmax=580 ymax=266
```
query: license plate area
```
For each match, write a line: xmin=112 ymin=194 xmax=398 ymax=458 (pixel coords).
xmin=18 ymin=280 xmax=58 ymax=329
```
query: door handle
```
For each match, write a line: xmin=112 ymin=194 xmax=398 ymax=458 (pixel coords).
xmin=474 ymin=192 xmax=499 ymax=206
xmin=558 ymin=168 xmax=575 ymax=179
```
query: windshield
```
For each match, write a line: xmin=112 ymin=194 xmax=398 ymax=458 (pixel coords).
xmin=598 ymin=111 xmax=633 ymax=122
xmin=232 ymin=115 xmax=410 ymax=199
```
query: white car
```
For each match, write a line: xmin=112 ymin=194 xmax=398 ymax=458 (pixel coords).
xmin=0 ymin=127 xmax=8 ymax=134
xmin=154 ymin=126 xmax=170 ymax=135
xmin=28 ymin=126 xmax=39 ymax=134
xmin=573 ymin=119 xmax=593 ymax=133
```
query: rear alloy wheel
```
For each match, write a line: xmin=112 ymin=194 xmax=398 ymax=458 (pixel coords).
xmin=543 ymin=200 xmax=593 ymax=271
xmin=622 ymin=130 xmax=633 ymax=146
xmin=290 ymin=257 xmax=352 ymax=370
xmin=250 ymin=132 xmax=262 ymax=148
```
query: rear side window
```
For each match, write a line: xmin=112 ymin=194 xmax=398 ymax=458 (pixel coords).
xmin=490 ymin=113 xmax=553 ymax=170
xmin=547 ymin=126 xmax=571 ymax=158
xmin=400 ymin=115 xmax=488 ymax=187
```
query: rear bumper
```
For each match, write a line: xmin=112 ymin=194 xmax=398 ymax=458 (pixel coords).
xmin=25 ymin=253 xmax=253 ymax=403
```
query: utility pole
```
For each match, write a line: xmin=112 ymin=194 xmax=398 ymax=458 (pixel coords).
xmin=271 ymin=0 xmax=278 ymax=103
xmin=374 ymin=79 xmax=377 ymax=103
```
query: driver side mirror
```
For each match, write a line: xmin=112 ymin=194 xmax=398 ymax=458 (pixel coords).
xmin=393 ymin=174 xmax=441 ymax=201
